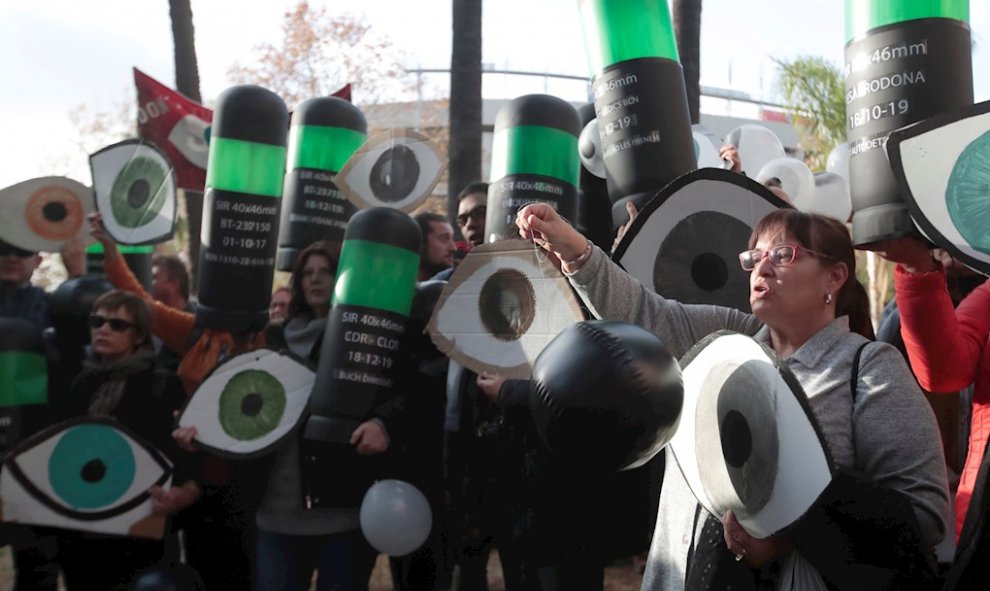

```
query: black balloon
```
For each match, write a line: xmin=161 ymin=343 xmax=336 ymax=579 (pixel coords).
xmin=529 ymin=320 xmax=682 ymax=472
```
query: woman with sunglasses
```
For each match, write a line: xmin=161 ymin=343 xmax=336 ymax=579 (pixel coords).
xmin=516 ymin=204 xmax=949 ymax=590
xmin=51 ymin=290 xmax=198 ymax=590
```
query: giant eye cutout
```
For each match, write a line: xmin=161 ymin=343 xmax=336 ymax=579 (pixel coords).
xmin=177 ymin=349 xmax=314 ymax=458
xmin=167 ymin=114 xmax=211 ymax=170
xmin=334 ymin=130 xmax=445 ymax=212
xmin=669 ymin=331 xmax=835 ymax=538
xmin=0 ymin=177 xmax=94 ymax=252
xmin=90 ymin=139 xmax=178 ymax=246
xmin=613 ymin=168 xmax=789 ymax=313
xmin=887 ymin=99 xmax=990 ymax=275
xmin=427 ymin=240 xmax=586 ymax=379
xmin=0 ymin=417 xmax=172 ymax=539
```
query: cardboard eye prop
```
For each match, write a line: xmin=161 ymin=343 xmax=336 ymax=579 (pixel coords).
xmin=669 ymin=331 xmax=835 ymax=538
xmin=0 ymin=417 xmax=172 ymax=539
xmin=427 ymin=240 xmax=586 ymax=380
xmin=178 ymin=349 xmax=314 ymax=459
xmin=334 ymin=130 xmax=445 ymax=212
xmin=613 ymin=168 xmax=789 ymax=312
xmin=0 ymin=177 xmax=94 ymax=252
xmin=90 ymin=139 xmax=178 ymax=246
xmin=887 ymin=99 xmax=990 ymax=275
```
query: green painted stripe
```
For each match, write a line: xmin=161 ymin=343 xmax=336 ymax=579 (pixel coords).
xmin=206 ymin=137 xmax=286 ymax=197
xmin=0 ymin=352 xmax=47 ymax=407
xmin=288 ymin=125 xmax=366 ymax=173
xmin=86 ymin=243 xmax=153 ymax=254
xmin=579 ymin=0 xmax=679 ymax=73
xmin=489 ymin=126 xmax=580 ymax=185
xmin=846 ymin=0 xmax=969 ymax=41
xmin=333 ymin=240 xmax=419 ymax=315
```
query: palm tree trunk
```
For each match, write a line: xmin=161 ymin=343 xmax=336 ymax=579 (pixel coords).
xmin=672 ymin=0 xmax=702 ymax=124
xmin=169 ymin=0 xmax=204 ymax=289
xmin=448 ymin=0 xmax=483 ymax=237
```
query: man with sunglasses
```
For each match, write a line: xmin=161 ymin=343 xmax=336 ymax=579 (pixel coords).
xmin=0 ymin=239 xmax=49 ymax=330
xmin=456 ymin=182 xmax=488 ymax=248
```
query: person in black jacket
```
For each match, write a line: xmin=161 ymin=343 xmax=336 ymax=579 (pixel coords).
xmin=51 ymin=290 xmax=197 ymax=590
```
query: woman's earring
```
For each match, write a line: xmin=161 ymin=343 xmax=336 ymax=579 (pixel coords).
xmin=825 ymin=291 xmax=833 ymax=305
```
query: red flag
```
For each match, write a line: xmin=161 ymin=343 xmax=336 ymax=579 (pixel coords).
xmin=331 ymin=83 xmax=352 ymax=102
xmin=133 ymin=68 xmax=213 ymax=191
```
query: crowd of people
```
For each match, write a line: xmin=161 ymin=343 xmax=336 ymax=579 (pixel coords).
xmin=0 ymin=143 xmax=988 ymax=591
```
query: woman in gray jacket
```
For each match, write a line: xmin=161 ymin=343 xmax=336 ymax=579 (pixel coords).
xmin=516 ymin=204 xmax=949 ymax=591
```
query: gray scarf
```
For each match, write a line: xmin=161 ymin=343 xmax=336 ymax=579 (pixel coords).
xmin=84 ymin=349 xmax=157 ymax=417
xmin=283 ymin=315 xmax=326 ymax=360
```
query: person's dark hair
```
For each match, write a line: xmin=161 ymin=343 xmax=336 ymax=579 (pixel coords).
xmin=835 ymin=276 xmax=876 ymax=340
xmin=762 ymin=177 xmax=783 ymax=189
xmin=749 ymin=209 xmax=865 ymax=333
xmin=288 ymin=242 xmax=340 ymax=319
xmin=457 ymin=182 xmax=489 ymax=202
xmin=414 ymin=212 xmax=449 ymax=249
xmin=91 ymin=289 xmax=153 ymax=349
xmin=152 ymin=255 xmax=190 ymax=300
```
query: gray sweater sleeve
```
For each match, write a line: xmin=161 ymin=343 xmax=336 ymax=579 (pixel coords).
xmin=566 ymin=245 xmax=764 ymax=357
xmin=854 ymin=343 xmax=952 ymax=546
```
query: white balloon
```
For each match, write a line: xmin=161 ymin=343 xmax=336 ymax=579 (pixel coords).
xmin=579 ymin=119 xmax=606 ymax=179
xmin=809 ymin=172 xmax=853 ymax=222
xmin=692 ymin=125 xmax=724 ymax=169
xmin=724 ymin=124 xmax=786 ymax=176
xmin=360 ymin=479 xmax=432 ymax=556
xmin=825 ymin=143 xmax=850 ymax=184
xmin=756 ymin=157 xmax=814 ymax=209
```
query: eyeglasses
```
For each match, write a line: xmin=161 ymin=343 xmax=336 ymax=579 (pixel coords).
xmin=0 ymin=243 xmax=36 ymax=258
xmin=87 ymin=314 xmax=135 ymax=332
xmin=738 ymin=244 xmax=833 ymax=271
xmin=457 ymin=206 xmax=486 ymax=226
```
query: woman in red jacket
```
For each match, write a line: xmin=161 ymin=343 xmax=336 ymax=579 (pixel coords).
xmin=880 ymin=237 xmax=989 ymax=541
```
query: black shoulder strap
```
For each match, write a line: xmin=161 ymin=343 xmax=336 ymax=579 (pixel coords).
xmin=851 ymin=342 xmax=871 ymax=404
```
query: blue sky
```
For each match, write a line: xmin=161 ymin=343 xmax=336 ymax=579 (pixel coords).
xmin=2 ymin=0 xmax=988 ymax=188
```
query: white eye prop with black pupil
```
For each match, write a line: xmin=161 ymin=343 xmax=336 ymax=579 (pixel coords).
xmin=670 ymin=332 xmax=834 ymax=539
xmin=887 ymin=100 xmax=990 ymax=275
xmin=167 ymin=114 xmax=211 ymax=169
xmin=335 ymin=129 xmax=445 ymax=212
xmin=613 ymin=169 xmax=789 ymax=312
xmin=0 ymin=417 xmax=172 ymax=539
xmin=178 ymin=349 xmax=314 ymax=458
xmin=427 ymin=240 xmax=585 ymax=379
xmin=90 ymin=139 xmax=177 ymax=246
xmin=0 ymin=177 xmax=94 ymax=253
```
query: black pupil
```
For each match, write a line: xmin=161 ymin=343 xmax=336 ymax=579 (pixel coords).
xmin=691 ymin=252 xmax=728 ymax=291
xmin=370 ymin=145 xmax=420 ymax=202
xmin=81 ymin=459 xmax=107 ymax=483
xmin=241 ymin=393 xmax=263 ymax=417
xmin=128 ymin=180 xmax=151 ymax=209
xmin=721 ymin=410 xmax=752 ymax=468
xmin=42 ymin=202 xmax=68 ymax=222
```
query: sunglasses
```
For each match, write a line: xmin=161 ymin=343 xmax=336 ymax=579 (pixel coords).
xmin=87 ymin=314 xmax=135 ymax=332
xmin=738 ymin=244 xmax=833 ymax=271
xmin=0 ymin=243 xmax=37 ymax=258
xmin=457 ymin=206 xmax=486 ymax=226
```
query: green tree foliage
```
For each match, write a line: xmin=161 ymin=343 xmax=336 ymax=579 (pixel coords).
xmin=775 ymin=56 xmax=846 ymax=171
